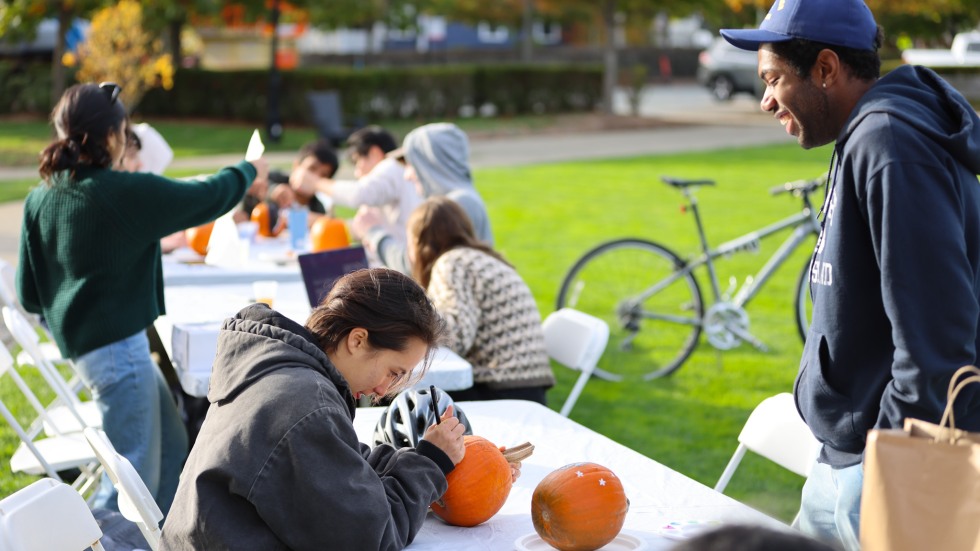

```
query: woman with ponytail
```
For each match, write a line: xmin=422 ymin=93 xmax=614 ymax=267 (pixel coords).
xmin=16 ymin=82 xmax=268 ymax=515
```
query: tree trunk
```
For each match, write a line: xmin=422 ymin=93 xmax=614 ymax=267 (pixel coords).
xmin=520 ymin=0 xmax=533 ymax=62
xmin=51 ymin=6 xmax=72 ymax=109
xmin=167 ymin=18 xmax=184 ymax=66
xmin=601 ymin=0 xmax=618 ymax=115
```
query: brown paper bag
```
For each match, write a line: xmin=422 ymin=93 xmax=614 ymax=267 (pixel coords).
xmin=860 ymin=366 xmax=980 ymax=551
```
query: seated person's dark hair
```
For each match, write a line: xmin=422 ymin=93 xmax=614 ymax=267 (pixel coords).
xmin=767 ymin=25 xmax=884 ymax=82
xmin=347 ymin=125 xmax=398 ymax=157
xmin=670 ymin=525 xmax=837 ymax=551
xmin=298 ymin=139 xmax=339 ymax=178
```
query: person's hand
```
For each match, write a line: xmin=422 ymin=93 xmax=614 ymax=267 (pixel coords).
xmin=498 ymin=445 xmax=523 ymax=482
xmin=351 ymin=205 xmax=385 ymax=241
xmin=421 ymin=405 xmax=466 ymax=465
xmin=249 ymin=156 xmax=269 ymax=186
xmin=289 ymin=157 xmax=320 ymax=199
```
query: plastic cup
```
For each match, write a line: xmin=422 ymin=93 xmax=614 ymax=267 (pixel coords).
xmin=252 ymin=280 xmax=278 ymax=307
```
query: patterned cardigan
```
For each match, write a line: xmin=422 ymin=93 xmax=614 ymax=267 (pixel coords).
xmin=427 ymin=247 xmax=555 ymax=390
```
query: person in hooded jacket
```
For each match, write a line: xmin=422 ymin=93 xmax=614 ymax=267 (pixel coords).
xmin=160 ymin=268 xmax=468 ymax=550
xmin=352 ymin=122 xmax=493 ymax=274
xmin=721 ymin=1 xmax=980 ymax=549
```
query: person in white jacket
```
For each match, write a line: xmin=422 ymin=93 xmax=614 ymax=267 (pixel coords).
xmin=289 ymin=126 xmax=421 ymax=247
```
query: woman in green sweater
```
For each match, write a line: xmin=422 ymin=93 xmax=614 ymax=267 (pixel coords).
xmin=16 ymin=82 xmax=267 ymax=515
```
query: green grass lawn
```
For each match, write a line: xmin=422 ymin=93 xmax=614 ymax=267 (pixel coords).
xmin=0 ymin=138 xmax=832 ymax=523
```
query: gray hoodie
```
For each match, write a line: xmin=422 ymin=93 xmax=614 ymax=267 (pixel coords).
xmin=161 ymin=304 xmax=453 ymax=551
xmin=369 ymin=123 xmax=494 ymax=273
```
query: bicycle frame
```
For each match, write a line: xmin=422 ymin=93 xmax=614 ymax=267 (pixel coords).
xmin=634 ymin=186 xmax=821 ymax=314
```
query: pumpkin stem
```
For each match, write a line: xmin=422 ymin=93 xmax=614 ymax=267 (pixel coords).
xmin=501 ymin=442 xmax=535 ymax=462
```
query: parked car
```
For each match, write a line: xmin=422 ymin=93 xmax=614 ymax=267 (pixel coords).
xmin=697 ymin=37 xmax=761 ymax=101
xmin=901 ymin=31 xmax=980 ymax=68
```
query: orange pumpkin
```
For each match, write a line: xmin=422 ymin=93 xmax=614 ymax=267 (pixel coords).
xmin=310 ymin=216 xmax=350 ymax=252
xmin=531 ymin=462 xmax=629 ymax=551
xmin=250 ymin=201 xmax=282 ymax=237
xmin=431 ymin=435 xmax=513 ymax=527
xmin=184 ymin=222 xmax=214 ymax=256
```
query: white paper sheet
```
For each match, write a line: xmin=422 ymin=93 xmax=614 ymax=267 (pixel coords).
xmin=245 ymin=129 xmax=264 ymax=162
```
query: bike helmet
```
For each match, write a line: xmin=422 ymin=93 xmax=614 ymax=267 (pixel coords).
xmin=373 ymin=386 xmax=473 ymax=448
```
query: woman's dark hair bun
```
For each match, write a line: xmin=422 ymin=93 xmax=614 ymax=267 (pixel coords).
xmin=39 ymin=138 xmax=82 ymax=180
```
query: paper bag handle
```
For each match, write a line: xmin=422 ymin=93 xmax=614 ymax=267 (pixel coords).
xmin=937 ymin=365 xmax=980 ymax=442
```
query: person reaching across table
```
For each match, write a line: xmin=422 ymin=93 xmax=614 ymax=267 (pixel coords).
xmin=16 ymin=82 xmax=267 ymax=516
xmin=721 ymin=1 xmax=980 ymax=548
xmin=161 ymin=268 xmax=469 ymax=550
xmin=407 ymin=197 xmax=554 ymax=405
xmin=352 ymin=123 xmax=493 ymax=274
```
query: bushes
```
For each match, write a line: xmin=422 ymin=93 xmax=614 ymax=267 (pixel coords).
xmin=0 ymin=60 xmax=55 ymax=115
xmin=136 ymin=64 xmax=602 ymax=122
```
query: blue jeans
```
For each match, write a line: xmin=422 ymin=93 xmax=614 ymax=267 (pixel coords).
xmin=75 ymin=330 xmax=188 ymax=516
xmin=795 ymin=460 xmax=863 ymax=551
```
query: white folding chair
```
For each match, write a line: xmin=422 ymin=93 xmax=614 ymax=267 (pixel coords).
xmin=542 ymin=308 xmax=610 ymax=417
xmin=2 ymin=306 xmax=102 ymax=435
xmin=84 ymin=427 xmax=163 ymax=551
xmin=0 ymin=477 xmax=106 ymax=551
xmin=714 ymin=392 xmax=822 ymax=493
xmin=0 ymin=340 xmax=102 ymax=496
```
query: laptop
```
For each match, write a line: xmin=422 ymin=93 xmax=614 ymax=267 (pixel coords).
xmin=297 ymin=246 xmax=370 ymax=307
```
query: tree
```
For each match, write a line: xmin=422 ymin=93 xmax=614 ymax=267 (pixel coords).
xmin=0 ymin=0 xmax=105 ymax=105
xmin=71 ymin=1 xmax=174 ymax=112
xmin=141 ymin=0 xmax=224 ymax=68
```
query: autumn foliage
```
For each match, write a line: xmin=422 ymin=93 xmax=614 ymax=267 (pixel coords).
xmin=71 ymin=0 xmax=173 ymax=113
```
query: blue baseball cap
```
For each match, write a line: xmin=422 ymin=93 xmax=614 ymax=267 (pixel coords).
xmin=721 ymin=0 xmax=878 ymax=52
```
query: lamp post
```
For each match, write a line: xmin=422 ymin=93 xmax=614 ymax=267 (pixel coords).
xmin=266 ymin=0 xmax=284 ymax=143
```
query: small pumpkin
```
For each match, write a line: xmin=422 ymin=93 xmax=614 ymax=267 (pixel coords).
xmin=184 ymin=222 xmax=214 ymax=256
xmin=531 ymin=462 xmax=629 ymax=551
xmin=310 ymin=216 xmax=350 ymax=252
xmin=431 ymin=435 xmax=513 ymax=527
xmin=250 ymin=201 xmax=282 ymax=237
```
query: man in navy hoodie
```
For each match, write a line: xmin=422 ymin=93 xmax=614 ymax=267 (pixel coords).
xmin=722 ymin=1 xmax=980 ymax=549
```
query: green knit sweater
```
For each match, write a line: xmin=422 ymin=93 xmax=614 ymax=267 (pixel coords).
xmin=16 ymin=161 xmax=256 ymax=359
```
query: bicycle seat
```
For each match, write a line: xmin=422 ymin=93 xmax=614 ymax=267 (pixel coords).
xmin=661 ymin=176 xmax=716 ymax=188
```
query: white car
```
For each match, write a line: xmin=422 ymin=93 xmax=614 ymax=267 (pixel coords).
xmin=901 ymin=31 xmax=980 ymax=68
xmin=697 ymin=37 xmax=762 ymax=101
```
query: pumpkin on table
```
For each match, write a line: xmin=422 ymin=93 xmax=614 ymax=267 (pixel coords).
xmin=310 ymin=216 xmax=350 ymax=252
xmin=250 ymin=201 xmax=283 ymax=237
xmin=430 ymin=435 xmax=523 ymax=527
xmin=184 ymin=222 xmax=214 ymax=256
xmin=531 ymin=462 xmax=629 ymax=551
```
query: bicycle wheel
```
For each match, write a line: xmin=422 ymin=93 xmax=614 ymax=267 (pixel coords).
xmin=794 ymin=259 xmax=813 ymax=342
xmin=556 ymin=239 xmax=704 ymax=380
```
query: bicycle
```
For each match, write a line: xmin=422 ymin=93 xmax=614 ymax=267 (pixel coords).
xmin=555 ymin=174 xmax=826 ymax=381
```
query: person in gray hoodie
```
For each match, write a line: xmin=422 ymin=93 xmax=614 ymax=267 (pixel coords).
xmin=353 ymin=122 xmax=494 ymax=274
xmin=722 ymin=1 xmax=980 ymax=549
xmin=160 ymin=268 xmax=467 ymax=550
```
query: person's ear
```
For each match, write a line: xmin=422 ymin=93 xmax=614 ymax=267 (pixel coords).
xmin=346 ymin=327 xmax=370 ymax=356
xmin=813 ymin=49 xmax=841 ymax=89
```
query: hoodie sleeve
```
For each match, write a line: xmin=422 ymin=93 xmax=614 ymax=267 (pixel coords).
xmin=247 ymin=406 xmax=447 ymax=551
xmin=330 ymin=160 xmax=404 ymax=209
xmin=862 ymin=161 xmax=979 ymax=430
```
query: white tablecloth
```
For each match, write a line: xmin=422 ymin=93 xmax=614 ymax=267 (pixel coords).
xmin=156 ymin=282 xmax=473 ymax=397
xmin=162 ymin=235 xmax=302 ymax=286
xmin=353 ymin=400 xmax=787 ymax=550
